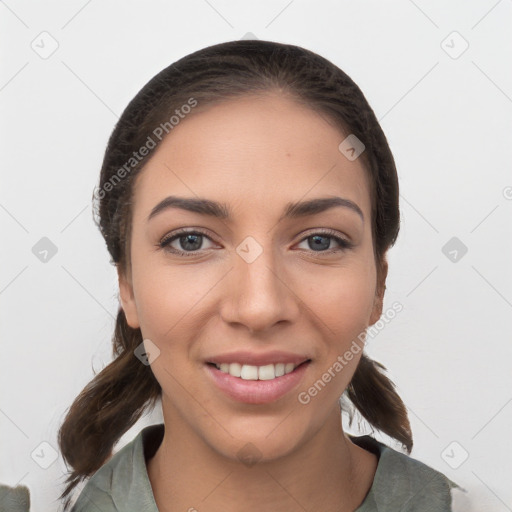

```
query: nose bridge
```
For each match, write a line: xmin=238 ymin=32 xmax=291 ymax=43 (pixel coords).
xmin=222 ymin=236 xmax=297 ymax=332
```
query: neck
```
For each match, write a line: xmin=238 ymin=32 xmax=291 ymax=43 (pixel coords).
xmin=147 ymin=402 xmax=377 ymax=512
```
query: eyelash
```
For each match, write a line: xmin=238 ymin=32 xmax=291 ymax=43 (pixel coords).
xmin=158 ymin=228 xmax=354 ymax=257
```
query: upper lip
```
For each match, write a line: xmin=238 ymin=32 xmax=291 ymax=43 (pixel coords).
xmin=206 ymin=350 xmax=311 ymax=367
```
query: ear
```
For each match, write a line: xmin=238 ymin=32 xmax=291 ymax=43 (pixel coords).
xmin=369 ymin=257 xmax=388 ymax=326
xmin=118 ymin=266 xmax=140 ymax=329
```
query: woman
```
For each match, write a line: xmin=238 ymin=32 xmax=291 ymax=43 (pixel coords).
xmin=58 ymin=39 xmax=460 ymax=512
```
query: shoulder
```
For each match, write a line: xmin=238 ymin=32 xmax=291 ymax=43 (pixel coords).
xmin=71 ymin=424 xmax=163 ymax=512
xmin=351 ymin=436 xmax=462 ymax=512
xmin=0 ymin=484 xmax=30 ymax=512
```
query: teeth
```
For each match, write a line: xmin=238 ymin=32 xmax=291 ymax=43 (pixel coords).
xmin=214 ymin=362 xmax=300 ymax=380
xmin=240 ymin=364 xmax=258 ymax=380
xmin=227 ymin=362 xmax=241 ymax=377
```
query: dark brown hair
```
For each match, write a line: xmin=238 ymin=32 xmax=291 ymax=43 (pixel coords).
xmin=58 ymin=39 xmax=412 ymax=509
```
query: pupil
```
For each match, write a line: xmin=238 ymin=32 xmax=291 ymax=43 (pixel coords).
xmin=181 ymin=234 xmax=201 ymax=250
xmin=309 ymin=235 xmax=329 ymax=251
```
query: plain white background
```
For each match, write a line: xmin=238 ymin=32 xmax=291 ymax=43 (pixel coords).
xmin=1 ymin=1 xmax=511 ymax=511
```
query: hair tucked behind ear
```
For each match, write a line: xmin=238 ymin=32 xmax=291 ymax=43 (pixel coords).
xmin=59 ymin=39 xmax=413 ymax=507
xmin=57 ymin=309 xmax=161 ymax=510
xmin=347 ymin=355 xmax=413 ymax=452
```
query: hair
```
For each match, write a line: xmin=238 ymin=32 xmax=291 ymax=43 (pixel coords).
xmin=58 ymin=39 xmax=412 ymax=509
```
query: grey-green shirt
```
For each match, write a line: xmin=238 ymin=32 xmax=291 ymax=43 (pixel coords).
xmin=71 ymin=424 xmax=460 ymax=511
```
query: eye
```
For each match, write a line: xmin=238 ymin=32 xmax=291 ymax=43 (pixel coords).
xmin=296 ymin=230 xmax=354 ymax=253
xmin=158 ymin=228 xmax=354 ymax=257
xmin=159 ymin=229 xmax=216 ymax=256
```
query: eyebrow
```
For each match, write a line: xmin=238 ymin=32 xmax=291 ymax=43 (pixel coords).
xmin=147 ymin=195 xmax=364 ymax=223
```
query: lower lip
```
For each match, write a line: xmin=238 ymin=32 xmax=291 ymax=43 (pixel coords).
xmin=204 ymin=362 xmax=311 ymax=404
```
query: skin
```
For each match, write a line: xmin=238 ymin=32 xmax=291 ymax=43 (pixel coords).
xmin=119 ymin=92 xmax=388 ymax=512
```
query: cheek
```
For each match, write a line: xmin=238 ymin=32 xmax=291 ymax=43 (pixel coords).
xmin=130 ymin=264 xmax=212 ymax=401
xmin=130 ymin=256 xmax=221 ymax=345
xmin=301 ymin=261 xmax=376 ymax=340
xmin=295 ymin=268 xmax=375 ymax=408
xmin=132 ymin=254 xmax=376 ymax=343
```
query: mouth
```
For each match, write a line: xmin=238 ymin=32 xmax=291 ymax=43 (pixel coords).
xmin=204 ymin=359 xmax=312 ymax=404
xmin=206 ymin=360 xmax=311 ymax=380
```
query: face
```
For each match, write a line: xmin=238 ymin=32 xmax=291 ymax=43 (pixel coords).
xmin=119 ymin=92 xmax=386 ymax=463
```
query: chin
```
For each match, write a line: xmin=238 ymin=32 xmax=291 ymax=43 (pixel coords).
xmin=218 ymin=437 xmax=298 ymax=467
xmin=201 ymin=415 xmax=313 ymax=467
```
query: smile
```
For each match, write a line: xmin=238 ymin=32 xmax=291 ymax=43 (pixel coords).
xmin=205 ymin=360 xmax=311 ymax=404
xmin=210 ymin=362 xmax=303 ymax=380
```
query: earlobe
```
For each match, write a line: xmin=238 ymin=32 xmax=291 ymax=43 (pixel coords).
xmin=369 ymin=258 xmax=388 ymax=326
xmin=117 ymin=267 xmax=140 ymax=329
xmin=369 ymin=292 xmax=384 ymax=326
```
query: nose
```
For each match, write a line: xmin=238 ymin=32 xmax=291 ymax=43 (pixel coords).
xmin=219 ymin=243 xmax=300 ymax=335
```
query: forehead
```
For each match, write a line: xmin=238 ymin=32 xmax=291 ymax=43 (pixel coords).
xmin=133 ymin=93 xmax=372 ymax=222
